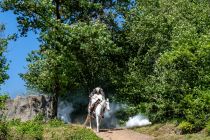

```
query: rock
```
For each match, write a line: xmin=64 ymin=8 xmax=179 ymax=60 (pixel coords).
xmin=2 ymin=95 xmax=53 ymax=121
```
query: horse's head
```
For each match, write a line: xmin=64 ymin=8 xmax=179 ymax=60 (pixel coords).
xmin=105 ymin=98 xmax=110 ymax=111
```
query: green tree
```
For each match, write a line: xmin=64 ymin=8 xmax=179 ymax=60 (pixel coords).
xmin=0 ymin=0 xmax=129 ymax=118
xmin=117 ymin=0 xmax=175 ymax=104
xmin=0 ymin=0 xmax=130 ymax=36
xmin=0 ymin=24 xmax=9 ymax=115
xmin=20 ymin=22 xmax=120 ymax=117
xmin=117 ymin=0 xmax=210 ymax=131
xmin=148 ymin=33 xmax=210 ymax=130
xmin=0 ymin=24 xmax=9 ymax=86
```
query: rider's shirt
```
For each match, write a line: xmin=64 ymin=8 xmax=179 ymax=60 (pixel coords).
xmin=89 ymin=87 xmax=105 ymax=99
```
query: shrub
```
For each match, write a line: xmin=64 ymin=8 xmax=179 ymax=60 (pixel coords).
xmin=181 ymin=89 xmax=210 ymax=132
xmin=178 ymin=121 xmax=193 ymax=134
xmin=0 ymin=121 xmax=9 ymax=140
xmin=33 ymin=113 xmax=45 ymax=123
xmin=15 ymin=120 xmax=43 ymax=140
xmin=48 ymin=118 xmax=64 ymax=127
xmin=0 ymin=94 xmax=9 ymax=140
xmin=0 ymin=94 xmax=8 ymax=110
xmin=207 ymin=120 xmax=210 ymax=136
xmin=8 ymin=119 xmax=21 ymax=126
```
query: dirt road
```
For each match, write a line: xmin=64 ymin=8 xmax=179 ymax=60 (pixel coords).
xmin=94 ymin=128 xmax=154 ymax=140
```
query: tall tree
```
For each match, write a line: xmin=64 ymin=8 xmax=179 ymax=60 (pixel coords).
xmin=20 ymin=22 xmax=120 ymax=118
xmin=0 ymin=24 xmax=10 ymax=112
xmin=117 ymin=0 xmax=210 ymax=131
xmin=0 ymin=0 xmax=130 ymax=118
xmin=0 ymin=0 xmax=130 ymax=36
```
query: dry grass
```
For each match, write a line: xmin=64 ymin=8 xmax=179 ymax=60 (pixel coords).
xmin=43 ymin=124 xmax=102 ymax=140
xmin=133 ymin=123 xmax=210 ymax=140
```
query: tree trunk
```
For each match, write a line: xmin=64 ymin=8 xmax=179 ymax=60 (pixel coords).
xmin=49 ymin=0 xmax=60 ymax=119
xmin=51 ymin=92 xmax=58 ymax=118
xmin=54 ymin=0 xmax=61 ymax=20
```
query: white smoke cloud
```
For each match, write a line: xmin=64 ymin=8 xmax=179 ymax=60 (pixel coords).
xmin=103 ymin=103 xmax=127 ymax=128
xmin=57 ymin=101 xmax=74 ymax=123
xmin=99 ymin=103 xmax=152 ymax=129
xmin=125 ymin=114 xmax=151 ymax=128
xmin=56 ymin=99 xmax=152 ymax=129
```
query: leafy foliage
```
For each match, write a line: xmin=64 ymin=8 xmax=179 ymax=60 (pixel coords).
xmin=48 ymin=118 xmax=64 ymax=127
xmin=0 ymin=0 xmax=130 ymax=118
xmin=0 ymin=0 xmax=130 ymax=36
xmin=117 ymin=0 xmax=210 ymax=132
xmin=20 ymin=21 xmax=121 ymax=95
xmin=0 ymin=94 xmax=8 ymax=111
xmin=8 ymin=119 xmax=21 ymax=126
xmin=207 ymin=120 xmax=210 ymax=136
xmin=15 ymin=120 xmax=44 ymax=140
xmin=0 ymin=24 xmax=9 ymax=87
xmin=1 ymin=0 xmax=210 ymax=134
xmin=7 ymin=119 xmax=101 ymax=140
xmin=0 ymin=121 xmax=9 ymax=140
xmin=178 ymin=121 xmax=193 ymax=134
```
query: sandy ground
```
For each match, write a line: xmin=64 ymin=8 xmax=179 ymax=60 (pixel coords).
xmin=94 ymin=128 xmax=154 ymax=140
xmin=84 ymin=115 xmax=154 ymax=140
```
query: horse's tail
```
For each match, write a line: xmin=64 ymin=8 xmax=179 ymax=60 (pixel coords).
xmin=83 ymin=114 xmax=91 ymax=126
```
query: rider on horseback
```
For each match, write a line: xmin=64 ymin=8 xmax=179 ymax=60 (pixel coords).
xmin=89 ymin=87 xmax=105 ymax=116
xmin=89 ymin=87 xmax=105 ymax=99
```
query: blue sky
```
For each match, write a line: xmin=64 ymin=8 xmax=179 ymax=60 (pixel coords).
xmin=0 ymin=11 xmax=39 ymax=98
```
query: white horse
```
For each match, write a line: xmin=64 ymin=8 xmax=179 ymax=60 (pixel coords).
xmin=89 ymin=97 xmax=110 ymax=132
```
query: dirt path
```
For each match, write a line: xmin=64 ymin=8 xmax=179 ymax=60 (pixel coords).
xmin=94 ymin=128 xmax=154 ymax=140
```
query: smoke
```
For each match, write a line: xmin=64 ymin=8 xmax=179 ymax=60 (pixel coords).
xmin=56 ymin=99 xmax=152 ymax=129
xmin=102 ymin=103 xmax=127 ymax=128
xmin=125 ymin=114 xmax=151 ymax=128
xmin=103 ymin=103 xmax=152 ymax=128
xmin=57 ymin=98 xmax=128 ymax=127
xmin=57 ymin=101 xmax=74 ymax=123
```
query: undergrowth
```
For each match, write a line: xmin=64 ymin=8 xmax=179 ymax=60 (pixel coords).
xmin=1 ymin=116 xmax=101 ymax=140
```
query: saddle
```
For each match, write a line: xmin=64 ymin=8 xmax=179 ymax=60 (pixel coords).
xmin=89 ymin=99 xmax=105 ymax=118
xmin=90 ymin=99 xmax=100 ymax=113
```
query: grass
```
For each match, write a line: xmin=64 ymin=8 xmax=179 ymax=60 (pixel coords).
xmin=132 ymin=122 xmax=210 ymax=140
xmin=6 ymin=120 xmax=101 ymax=140
xmin=43 ymin=124 xmax=102 ymax=140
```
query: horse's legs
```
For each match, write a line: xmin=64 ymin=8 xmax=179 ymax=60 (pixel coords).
xmin=96 ymin=116 xmax=100 ymax=132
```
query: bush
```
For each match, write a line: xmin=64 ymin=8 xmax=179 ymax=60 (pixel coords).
xmin=15 ymin=120 xmax=43 ymax=140
xmin=48 ymin=118 xmax=64 ymax=127
xmin=207 ymin=120 xmax=210 ymax=136
xmin=178 ymin=121 xmax=193 ymax=134
xmin=0 ymin=94 xmax=8 ymax=110
xmin=0 ymin=121 xmax=9 ymax=140
xmin=0 ymin=93 xmax=9 ymax=140
xmin=8 ymin=119 xmax=21 ymax=126
xmin=181 ymin=89 xmax=210 ymax=132
xmin=33 ymin=113 xmax=45 ymax=123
